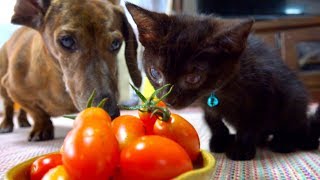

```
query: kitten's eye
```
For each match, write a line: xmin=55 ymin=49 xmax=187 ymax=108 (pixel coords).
xmin=150 ymin=68 xmax=163 ymax=83
xmin=59 ymin=35 xmax=77 ymax=51
xmin=186 ymin=74 xmax=201 ymax=84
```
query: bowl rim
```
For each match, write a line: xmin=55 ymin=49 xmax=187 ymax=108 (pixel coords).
xmin=175 ymin=150 xmax=216 ymax=179
xmin=5 ymin=152 xmax=57 ymax=180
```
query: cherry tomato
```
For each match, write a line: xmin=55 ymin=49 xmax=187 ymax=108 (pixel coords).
xmin=30 ymin=153 xmax=63 ymax=180
xmin=62 ymin=108 xmax=120 ymax=180
xmin=42 ymin=165 xmax=69 ymax=180
xmin=111 ymin=115 xmax=146 ymax=150
xmin=73 ymin=107 xmax=112 ymax=128
xmin=138 ymin=101 xmax=166 ymax=135
xmin=153 ymin=113 xmax=200 ymax=161
xmin=119 ymin=135 xmax=193 ymax=180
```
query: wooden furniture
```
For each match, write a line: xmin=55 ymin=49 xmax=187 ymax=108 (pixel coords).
xmin=253 ymin=16 xmax=320 ymax=102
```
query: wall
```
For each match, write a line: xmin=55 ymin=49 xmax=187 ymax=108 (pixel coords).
xmin=182 ymin=0 xmax=197 ymax=14
xmin=286 ymin=0 xmax=320 ymax=14
xmin=0 ymin=1 xmax=19 ymax=47
xmin=0 ymin=1 xmax=19 ymax=113
xmin=182 ymin=0 xmax=320 ymax=15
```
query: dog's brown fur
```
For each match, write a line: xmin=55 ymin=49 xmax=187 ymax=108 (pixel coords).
xmin=0 ymin=0 xmax=141 ymax=141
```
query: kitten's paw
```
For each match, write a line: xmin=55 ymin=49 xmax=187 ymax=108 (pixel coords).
xmin=0 ymin=120 xmax=13 ymax=133
xmin=226 ymin=143 xmax=256 ymax=161
xmin=28 ymin=124 xmax=54 ymax=141
xmin=210 ymin=134 xmax=234 ymax=153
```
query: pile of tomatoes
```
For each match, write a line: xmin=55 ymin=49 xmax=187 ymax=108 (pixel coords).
xmin=30 ymin=85 xmax=200 ymax=180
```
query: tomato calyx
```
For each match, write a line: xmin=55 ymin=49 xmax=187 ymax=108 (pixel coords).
xmin=149 ymin=106 xmax=171 ymax=122
xmin=85 ymin=89 xmax=107 ymax=108
xmin=120 ymin=84 xmax=173 ymax=121
xmin=64 ymin=90 xmax=108 ymax=119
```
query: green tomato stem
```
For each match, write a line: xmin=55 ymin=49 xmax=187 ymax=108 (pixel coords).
xmin=125 ymin=83 xmax=174 ymax=122
xmin=130 ymin=83 xmax=147 ymax=103
xmin=119 ymin=104 xmax=147 ymax=110
xmin=150 ymin=106 xmax=171 ymax=122
xmin=63 ymin=115 xmax=76 ymax=120
xmin=86 ymin=90 xmax=96 ymax=108
xmin=97 ymin=98 xmax=108 ymax=108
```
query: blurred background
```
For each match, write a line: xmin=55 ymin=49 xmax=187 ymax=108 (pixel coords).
xmin=195 ymin=0 xmax=320 ymax=18
xmin=0 ymin=1 xmax=19 ymax=113
xmin=1 ymin=0 xmax=320 ymax=112
xmin=0 ymin=1 xmax=18 ymax=46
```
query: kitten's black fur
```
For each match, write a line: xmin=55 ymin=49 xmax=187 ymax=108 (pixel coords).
xmin=126 ymin=3 xmax=320 ymax=160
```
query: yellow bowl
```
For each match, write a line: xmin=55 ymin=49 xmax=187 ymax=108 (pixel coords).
xmin=5 ymin=150 xmax=215 ymax=180
xmin=175 ymin=150 xmax=216 ymax=180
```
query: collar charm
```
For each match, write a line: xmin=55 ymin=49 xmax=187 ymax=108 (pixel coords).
xmin=207 ymin=92 xmax=219 ymax=107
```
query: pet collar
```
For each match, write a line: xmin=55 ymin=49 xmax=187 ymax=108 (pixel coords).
xmin=207 ymin=92 xmax=219 ymax=107
xmin=207 ymin=73 xmax=237 ymax=108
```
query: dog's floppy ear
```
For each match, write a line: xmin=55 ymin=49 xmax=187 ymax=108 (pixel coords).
xmin=11 ymin=0 xmax=51 ymax=29
xmin=115 ymin=8 xmax=142 ymax=88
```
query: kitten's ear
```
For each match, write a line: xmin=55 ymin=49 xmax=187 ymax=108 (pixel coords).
xmin=211 ymin=19 xmax=254 ymax=56
xmin=125 ymin=2 xmax=170 ymax=45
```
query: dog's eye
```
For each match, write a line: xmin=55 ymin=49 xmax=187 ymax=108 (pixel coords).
xmin=110 ymin=39 xmax=122 ymax=52
xmin=59 ymin=36 xmax=76 ymax=51
xmin=149 ymin=68 xmax=163 ymax=84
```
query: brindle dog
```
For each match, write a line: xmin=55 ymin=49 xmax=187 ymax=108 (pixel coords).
xmin=0 ymin=0 xmax=141 ymax=141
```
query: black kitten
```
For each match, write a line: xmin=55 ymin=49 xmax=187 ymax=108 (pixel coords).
xmin=126 ymin=3 xmax=320 ymax=160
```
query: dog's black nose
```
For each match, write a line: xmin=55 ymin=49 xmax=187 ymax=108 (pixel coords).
xmin=109 ymin=107 xmax=120 ymax=119
xmin=97 ymin=94 xmax=120 ymax=120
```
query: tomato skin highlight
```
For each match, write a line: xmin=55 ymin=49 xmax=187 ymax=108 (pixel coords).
xmin=119 ymin=135 xmax=193 ymax=180
xmin=41 ymin=165 xmax=69 ymax=180
xmin=62 ymin=108 xmax=120 ymax=180
xmin=111 ymin=115 xmax=146 ymax=150
xmin=153 ymin=113 xmax=201 ymax=162
xmin=30 ymin=153 xmax=63 ymax=180
xmin=73 ymin=107 xmax=112 ymax=128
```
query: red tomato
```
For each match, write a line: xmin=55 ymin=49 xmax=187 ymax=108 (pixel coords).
xmin=153 ymin=113 xmax=200 ymax=162
xmin=119 ymin=135 xmax=193 ymax=180
xmin=73 ymin=107 xmax=111 ymax=128
xmin=30 ymin=153 xmax=63 ymax=180
xmin=111 ymin=115 xmax=146 ymax=151
xmin=62 ymin=108 xmax=120 ymax=180
xmin=42 ymin=165 xmax=69 ymax=180
xmin=138 ymin=101 xmax=166 ymax=135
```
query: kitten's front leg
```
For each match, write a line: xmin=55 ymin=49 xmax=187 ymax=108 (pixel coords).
xmin=204 ymin=110 xmax=232 ymax=153
xmin=226 ymin=130 xmax=256 ymax=161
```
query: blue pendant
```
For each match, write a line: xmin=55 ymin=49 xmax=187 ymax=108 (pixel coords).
xmin=207 ymin=92 xmax=219 ymax=107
